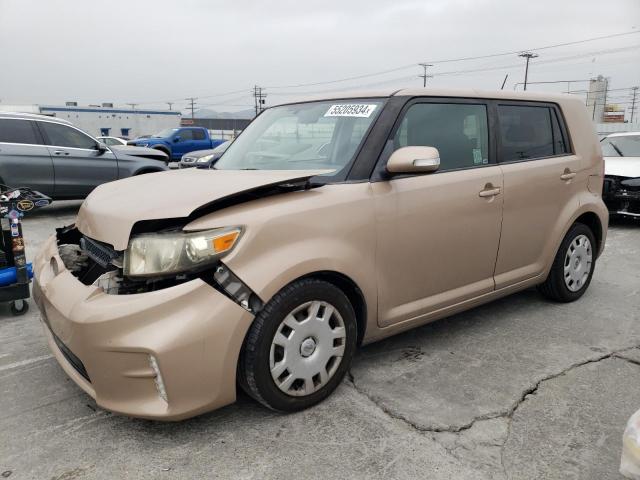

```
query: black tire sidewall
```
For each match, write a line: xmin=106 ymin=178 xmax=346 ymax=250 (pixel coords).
xmin=248 ymin=280 xmax=357 ymax=412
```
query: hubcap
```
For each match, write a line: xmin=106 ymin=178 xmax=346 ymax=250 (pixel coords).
xmin=564 ymin=234 xmax=593 ymax=292
xmin=269 ymin=300 xmax=346 ymax=397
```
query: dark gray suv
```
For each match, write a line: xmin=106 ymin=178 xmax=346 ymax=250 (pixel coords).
xmin=0 ymin=113 xmax=168 ymax=199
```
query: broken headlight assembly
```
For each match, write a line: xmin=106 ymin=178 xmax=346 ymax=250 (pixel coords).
xmin=123 ymin=226 xmax=242 ymax=278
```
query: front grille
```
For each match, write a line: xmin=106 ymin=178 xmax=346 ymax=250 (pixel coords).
xmin=80 ymin=236 xmax=118 ymax=268
xmin=51 ymin=329 xmax=91 ymax=383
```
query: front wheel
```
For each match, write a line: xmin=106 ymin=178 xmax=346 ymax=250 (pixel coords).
xmin=238 ymin=278 xmax=357 ymax=412
xmin=538 ymin=222 xmax=596 ymax=302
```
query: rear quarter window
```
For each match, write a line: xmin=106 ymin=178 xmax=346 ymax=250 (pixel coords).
xmin=0 ymin=119 xmax=40 ymax=144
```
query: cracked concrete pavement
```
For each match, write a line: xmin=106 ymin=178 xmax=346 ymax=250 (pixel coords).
xmin=1 ymin=201 xmax=639 ymax=479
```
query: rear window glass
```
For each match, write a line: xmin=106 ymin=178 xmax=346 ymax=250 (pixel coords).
xmin=0 ymin=119 xmax=40 ymax=144
xmin=498 ymin=105 xmax=556 ymax=161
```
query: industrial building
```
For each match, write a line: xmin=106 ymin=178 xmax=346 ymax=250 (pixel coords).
xmin=0 ymin=102 xmax=181 ymax=139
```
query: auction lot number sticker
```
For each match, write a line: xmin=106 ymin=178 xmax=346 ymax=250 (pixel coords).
xmin=324 ymin=104 xmax=377 ymax=117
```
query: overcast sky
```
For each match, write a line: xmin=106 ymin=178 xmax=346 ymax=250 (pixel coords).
xmin=0 ymin=0 xmax=638 ymax=114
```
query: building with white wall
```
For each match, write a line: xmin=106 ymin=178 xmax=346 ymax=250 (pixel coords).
xmin=0 ymin=103 xmax=181 ymax=139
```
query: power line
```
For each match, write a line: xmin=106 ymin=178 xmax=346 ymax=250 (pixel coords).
xmin=263 ymin=30 xmax=640 ymax=90
xmin=186 ymin=97 xmax=197 ymax=119
xmin=518 ymin=52 xmax=539 ymax=90
xmin=418 ymin=63 xmax=433 ymax=87
xmin=253 ymin=86 xmax=266 ymax=116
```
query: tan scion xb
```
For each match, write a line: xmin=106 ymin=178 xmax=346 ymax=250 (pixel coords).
xmin=33 ymin=88 xmax=608 ymax=420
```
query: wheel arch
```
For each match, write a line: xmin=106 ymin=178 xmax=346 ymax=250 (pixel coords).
xmin=133 ymin=167 xmax=164 ymax=176
xmin=574 ymin=211 xmax=604 ymax=254
xmin=282 ymin=271 xmax=368 ymax=346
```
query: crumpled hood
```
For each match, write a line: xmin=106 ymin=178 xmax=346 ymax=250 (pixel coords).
xmin=605 ymin=156 xmax=640 ymax=178
xmin=110 ymin=145 xmax=168 ymax=159
xmin=76 ymin=168 xmax=330 ymax=250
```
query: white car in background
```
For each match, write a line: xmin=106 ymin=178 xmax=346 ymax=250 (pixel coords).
xmin=97 ymin=136 xmax=128 ymax=146
xmin=601 ymin=132 xmax=640 ymax=218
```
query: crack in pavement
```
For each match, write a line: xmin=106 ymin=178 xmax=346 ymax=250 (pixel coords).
xmin=348 ymin=343 xmax=640 ymax=479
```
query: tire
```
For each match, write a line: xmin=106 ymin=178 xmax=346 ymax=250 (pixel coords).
xmin=538 ymin=222 xmax=596 ymax=302
xmin=11 ymin=299 xmax=29 ymax=316
xmin=238 ymin=278 xmax=357 ymax=412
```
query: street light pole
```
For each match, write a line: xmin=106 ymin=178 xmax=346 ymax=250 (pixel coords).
xmin=518 ymin=52 xmax=539 ymax=91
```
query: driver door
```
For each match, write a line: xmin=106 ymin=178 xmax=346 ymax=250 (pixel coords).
xmin=37 ymin=121 xmax=118 ymax=198
xmin=373 ymin=100 xmax=504 ymax=327
xmin=172 ymin=129 xmax=196 ymax=157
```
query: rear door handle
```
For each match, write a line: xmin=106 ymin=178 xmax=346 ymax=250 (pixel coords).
xmin=560 ymin=170 xmax=576 ymax=181
xmin=53 ymin=150 xmax=69 ymax=156
xmin=479 ymin=186 xmax=501 ymax=198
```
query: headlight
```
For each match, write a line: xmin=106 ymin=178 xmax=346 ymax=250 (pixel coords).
xmin=196 ymin=154 xmax=215 ymax=163
xmin=124 ymin=226 xmax=242 ymax=277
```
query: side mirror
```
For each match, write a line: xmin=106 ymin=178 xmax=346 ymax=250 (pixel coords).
xmin=95 ymin=142 xmax=108 ymax=155
xmin=173 ymin=136 xmax=181 ymax=143
xmin=386 ymin=146 xmax=440 ymax=174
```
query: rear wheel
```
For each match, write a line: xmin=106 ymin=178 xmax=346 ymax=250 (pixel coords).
xmin=538 ymin=223 xmax=596 ymax=302
xmin=238 ymin=278 xmax=357 ymax=412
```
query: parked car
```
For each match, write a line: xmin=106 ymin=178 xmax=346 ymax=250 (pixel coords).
xmin=601 ymin=132 xmax=640 ymax=218
xmin=127 ymin=127 xmax=226 ymax=162
xmin=34 ymin=89 xmax=607 ymax=420
xmin=0 ymin=112 xmax=168 ymax=199
xmin=179 ymin=141 xmax=231 ymax=169
xmin=97 ymin=136 xmax=127 ymax=146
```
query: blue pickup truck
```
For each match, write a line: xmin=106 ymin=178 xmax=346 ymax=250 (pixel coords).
xmin=128 ymin=127 xmax=225 ymax=162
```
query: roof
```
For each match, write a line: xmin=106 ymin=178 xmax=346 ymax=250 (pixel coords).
xmin=277 ymin=87 xmax=582 ymax=105
xmin=0 ymin=111 xmax=73 ymax=124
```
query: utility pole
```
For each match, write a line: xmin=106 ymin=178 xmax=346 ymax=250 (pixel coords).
xmin=166 ymin=102 xmax=173 ymax=111
xmin=418 ymin=63 xmax=433 ymax=87
xmin=186 ymin=97 xmax=197 ymax=119
xmin=518 ymin=52 xmax=538 ymax=91
xmin=126 ymin=103 xmax=138 ymax=110
xmin=631 ymin=87 xmax=639 ymax=123
xmin=253 ymin=86 xmax=266 ymax=116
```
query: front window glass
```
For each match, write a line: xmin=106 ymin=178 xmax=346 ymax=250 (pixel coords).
xmin=154 ymin=128 xmax=178 ymax=138
xmin=601 ymin=135 xmax=640 ymax=157
xmin=393 ymin=103 xmax=489 ymax=170
xmin=40 ymin=122 xmax=97 ymax=149
xmin=215 ymin=100 xmax=384 ymax=174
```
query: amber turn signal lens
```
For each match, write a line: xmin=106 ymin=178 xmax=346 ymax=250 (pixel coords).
xmin=212 ymin=231 xmax=240 ymax=253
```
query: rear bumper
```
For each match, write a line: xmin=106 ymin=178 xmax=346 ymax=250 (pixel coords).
xmin=33 ymin=234 xmax=254 ymax=421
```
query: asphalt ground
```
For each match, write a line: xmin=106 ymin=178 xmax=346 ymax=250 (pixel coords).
xmin=1 ymin=201 xmax=639 ymax=479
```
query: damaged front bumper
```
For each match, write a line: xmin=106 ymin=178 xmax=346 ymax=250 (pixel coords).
xmin=33 ymin=234 xmax=255 ymax=420
xmin=603 ymin=176 xmax=640 ymax=218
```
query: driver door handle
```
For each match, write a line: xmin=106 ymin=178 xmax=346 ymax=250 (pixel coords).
xmin=560 ymin=170 xmax=576 ymax=181
xmin=479 ymin=186 xmax=501 ymax=198
xmin=53 ymin=150 xmax=69 ymax=156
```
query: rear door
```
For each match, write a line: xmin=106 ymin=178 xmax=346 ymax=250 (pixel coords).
xmin=37 ymin=120 xmax=118 ymax=198
xmin=0 ymin=118 xmax=54 ymax=195
xmin=493 ymin=102 xmax=580 ymax=288
xmin=373 ymin=99 xmax=504 ymax=327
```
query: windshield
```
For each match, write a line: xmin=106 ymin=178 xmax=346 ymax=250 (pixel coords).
xmin=601 ymin=135 xmax=640 ymax=157
xmin=214 ymin=100 xmax=384 ymax=174
xmin=154 ymin=128 xmax=178 ymax=138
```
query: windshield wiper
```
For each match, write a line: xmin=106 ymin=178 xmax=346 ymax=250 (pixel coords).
xmin=610 ymin=142 xmax=624 ymax=157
